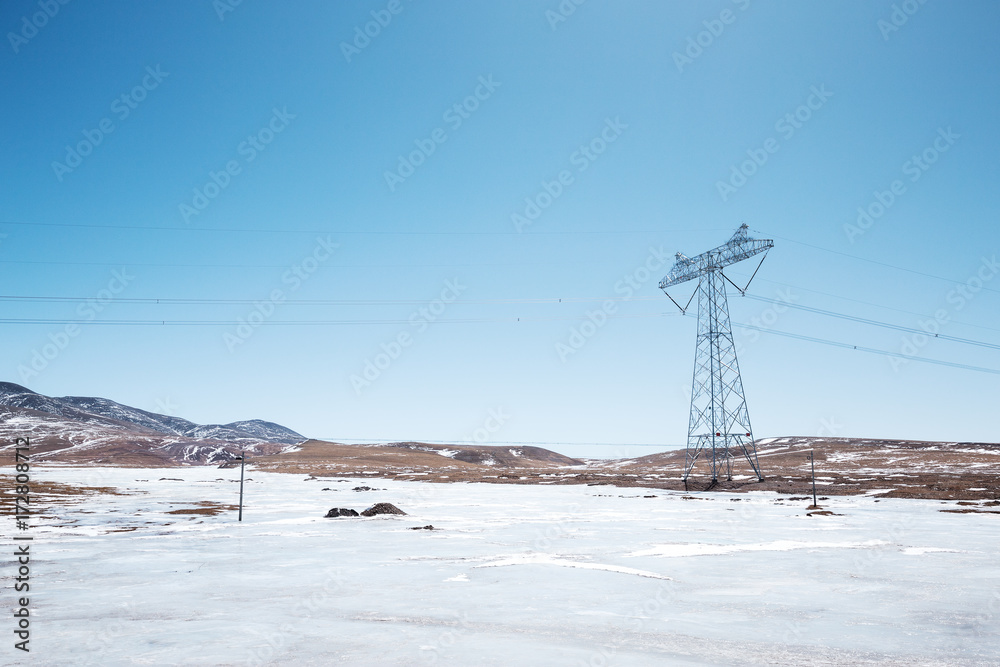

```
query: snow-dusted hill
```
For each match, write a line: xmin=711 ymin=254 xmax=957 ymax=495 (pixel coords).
xmin=0 ymin=381 xmax=306 ymax=465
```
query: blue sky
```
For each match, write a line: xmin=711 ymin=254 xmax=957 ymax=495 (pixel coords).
xmin=2 ymin=1 xmax=998 ymax=457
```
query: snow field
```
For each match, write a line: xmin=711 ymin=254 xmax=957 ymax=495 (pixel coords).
xmin=8 ymin=466 xmax=1000 ymax=666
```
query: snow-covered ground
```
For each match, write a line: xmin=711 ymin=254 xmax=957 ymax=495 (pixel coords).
xmin=10 ymin=467 xmax=1000 ymax=666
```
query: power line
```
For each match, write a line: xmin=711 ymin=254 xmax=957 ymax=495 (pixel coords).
xmin=0 ymin=219 xmax=709 ymax=236
xmin=763 ymin=231 xmax=1000 ymax=297
xmin=0 ymin=312 xmax=675 ymax=326
xmin=742 ymin=294 xmax=1000 ymax=351
xmin=732 ymin=321 xmax=1000 ymax=375
xmin=0 ymin=259 xmax=601 ymax=269
xmin=2 ymin=247 xmax=997 ymax=373
xmin=732 ymin=274 xmax=1000 ymax=336
xmin=6 ymin=273 xmax=997 ymax=338
xmin=0 ymin=307 xmax=996 ymax=375
xmin=0 ymin=294 xmax=661 ymax=306
xmin=6 ymin=286 xmax=999 ymax=353
xmin=4 ymin=286 xmax=1000 ymax=355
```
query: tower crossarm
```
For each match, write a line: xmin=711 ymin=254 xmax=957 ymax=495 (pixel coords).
xmin=658 ymin=224 xmax=773 ymax=290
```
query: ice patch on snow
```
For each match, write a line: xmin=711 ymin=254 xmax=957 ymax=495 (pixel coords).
xmin=475 ymin=553 xmax=671 ymax=580
xmin=629 ymin=539 xmax=888 ymax=558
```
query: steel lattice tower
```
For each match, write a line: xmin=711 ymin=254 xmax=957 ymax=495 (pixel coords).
xmin=659 ymin=225 xmax=773 ymax=484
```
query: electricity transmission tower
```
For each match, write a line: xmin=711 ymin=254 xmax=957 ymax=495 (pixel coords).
xmin=659 ymin=224 xmax=773 ymax=485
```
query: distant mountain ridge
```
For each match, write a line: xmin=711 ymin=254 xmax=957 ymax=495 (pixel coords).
xmin=0 ymin=382 xmax=305 ymax=446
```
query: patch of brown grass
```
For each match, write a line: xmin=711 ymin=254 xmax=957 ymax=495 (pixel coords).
xmin=165 ymin=501 xmax=237 ymax=516
xmin=0 ymin=475 xmax=130 ymax=513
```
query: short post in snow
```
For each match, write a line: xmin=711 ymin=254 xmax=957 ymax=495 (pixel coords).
xmin=235 ymin=450 xmax=246 ymax=521
xmin=809 ymin=450 xmax=817 ymax=507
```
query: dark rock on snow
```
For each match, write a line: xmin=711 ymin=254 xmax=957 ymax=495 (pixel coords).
xmin=324 ymin=502 xmax=406 ymax=518
xmin=325 ymin=508 xmax=359 ymax=518
xmin=361 ymin=503 xmax=406 ymax=517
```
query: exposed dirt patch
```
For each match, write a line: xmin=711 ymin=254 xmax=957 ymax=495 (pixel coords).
xmin=165 ymin=501 xmax=237 ymax=516
xmin=0 ymin=475 xmax=132 ymax=514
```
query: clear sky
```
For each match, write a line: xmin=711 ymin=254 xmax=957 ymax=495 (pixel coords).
xmin=2 ymin=1 xmax=998 ymax=458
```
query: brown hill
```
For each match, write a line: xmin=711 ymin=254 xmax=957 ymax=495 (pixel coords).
xmin=251 ymin=436 xmax=1000 ymax=502
xmin=249 ymin=439 xmax=583 ymax=476
xmin=4 ymin=404 xmax=998 ymax=502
